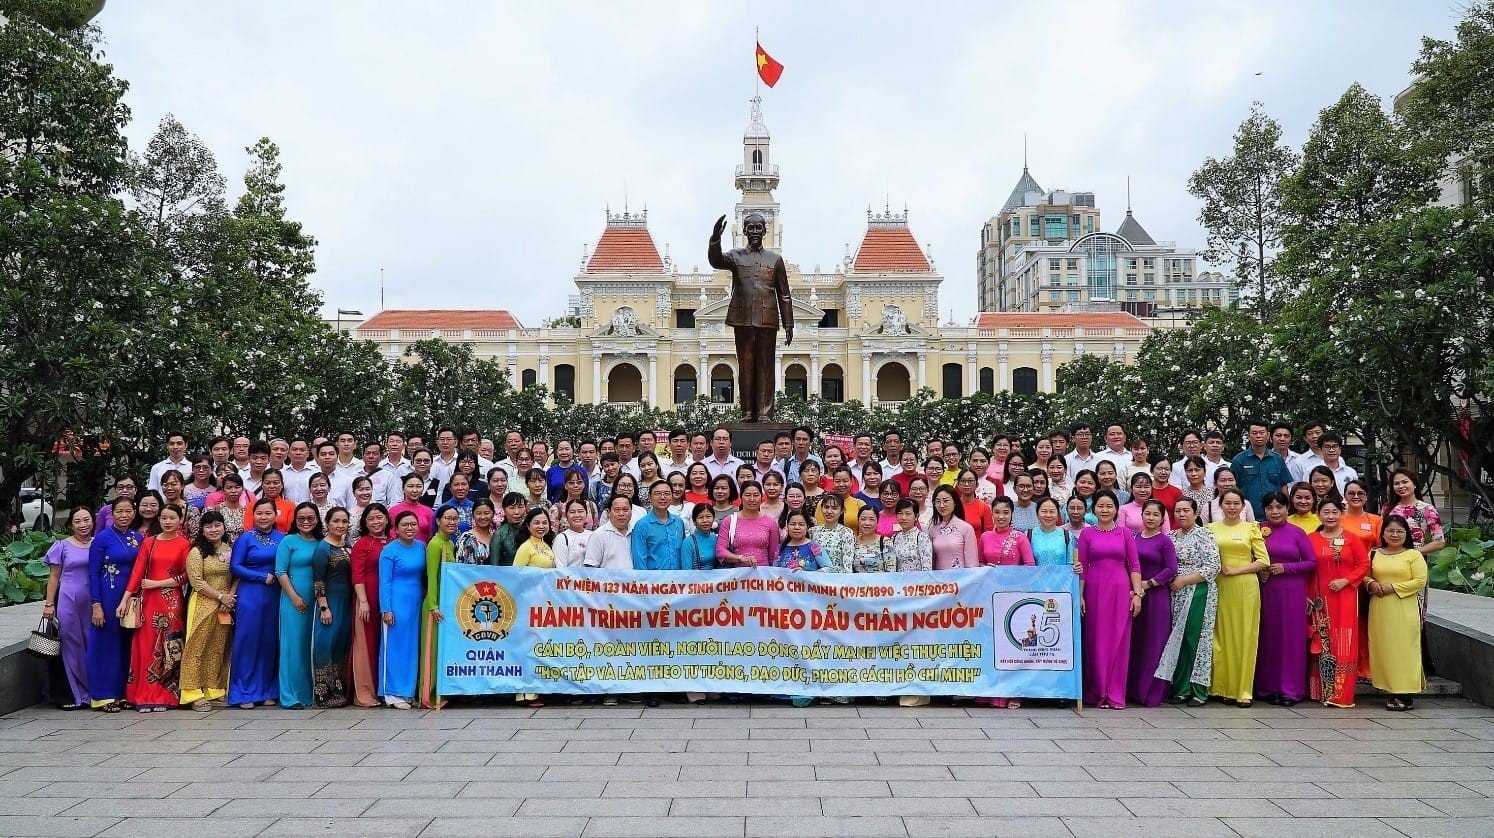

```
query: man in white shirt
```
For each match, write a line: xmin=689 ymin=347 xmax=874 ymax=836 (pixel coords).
xmin=1270 ymin=423 xmax=1297 ymax=472
xmin=1200 ymin=431 xmax=1229 ymax=486
xmin=1169 ymin=430 xmax=1205 ymax=489
xmin=241 ymin=441 xmax=270 ymax=496
xmin=689 ymin=432 xmax=711 ymax=464
xmin=378 ymin=432 xmax=413 ymax=480
xmin=1315 ymin=433 xmax=1359 ymax=494
xmin=281 ymin=438 xmax=317 ymax=504
xmin=1094 ymin=423 xmax=1131 ymax=474
xmin=584 ymin=495 xmax=635 ymax=569
xmin=849 ymin=432 xmax=876 ymax=486
xmin=577 ymin=441 xmax=603 ymax=489
xmin=493 ymin=430 xmax=525 ymax=485
xmin=784 ymin=426 xmax=823 ymax=485
xmin=660 ymin=429 xmax=692 ymax=477
xmin=208 ymin=436 xmax=232 ymax=475
xmin=751 ymin=440 xmax=782 ymax=482
xmin=333 ymin=431 xmax=363 ymax=479
xmin=352 ymin=441 xmax=392 ymax=505
xmin=311 ymin=440 xmax=354 ymax=508
xmin=704 ymin=427 xmax=745 ymax=481
xmin=147 ymin=432 xmax=192 ymax=492
xmin=230 ymin=436 xmax=252 ymax=476
xmin=1064 ymin=423 xmax=1099 ymax=479
xmin=617 ymin=433 xmax=640 ymax=479
xmin=429 ymin=426 xmax=460 ymax=498
xmin=268 ymin=437 xmax=289 ymax=471
xmin=1289 ymin=421 xmax=1328 ymax=483
xmin=878 ymin=430 xmax=905 ymax=475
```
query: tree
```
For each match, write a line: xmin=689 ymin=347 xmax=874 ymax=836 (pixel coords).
xmin=0 ymin=10 xmax=159 ymax=526
xmin=1402 ymin=1 xmax=1494 ymax=211
xmin=128 ymin=114 xmax=228 ymax=282
xmin=1187 ymin=103 xmax=1300 ymax=319
xmin=1278 ymin=83 xmax=1439 ymax=308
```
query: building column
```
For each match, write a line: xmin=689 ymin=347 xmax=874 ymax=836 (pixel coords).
xmin=591 ymin=354 xmax=602 ymax=403
xmin=538 ymin=345 xmax=550 ymax=399
xmin=966 ymin=352 xmax=978 ymax=395
xmin=861 ymin=353 xmax=873 ymax=403
xmin=647 ymin=353 xmax=658 ymax=406
xmin=997 ymin=342 xmax=1009 ymax=392
xmin=507 ymin=341 xmax=519 ymax=384
xmin=916 ymin=352 xmax=927 ymax=392
xmin=698 ymin=355 xmax=708 ymax=402
xmin=1040 ymin=343 xmax=1054 ymax=392
xmin=776 ymin=358 xmax=785 ymax=396
xmin=810 ymin=353 xmax=821 ymax=397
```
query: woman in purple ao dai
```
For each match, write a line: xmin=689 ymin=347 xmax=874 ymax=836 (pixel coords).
xmin=1254 ymin=491 xmax=1316 ymax=705
xmin=1078 ymin=490 xmax=1144 ymax=709
xmin=1127 ymin=499 xmax=1177 ymax=707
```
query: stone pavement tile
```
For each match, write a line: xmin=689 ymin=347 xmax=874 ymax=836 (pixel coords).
xmin=754 ymin=706 xmax=861 ymax=718
xmin=819 ymin=796 xmax=979 ymax=816
xmin=1094 ymin=726 xmax=1225 ymax=740
xmin=1344 ymin=727 xmax=1475 ymax=741
xmin=620 ymin=751 xmax=749 ymax=766
xmin=211 ymin=798 xmax=372 ymax=818
xmin=1032 ymin=781 xmax=1180 ymax=798
xmin=404 ymin=765 xmax=547 ymax=782
xmin=1053 ymin=739 xmax=1186 ymax=753
xmin=670 ymin=796 xmax=821 ymax=817
xmin=1261 ymin=752 xmax=1412 ymax=767
xmin=818 ymin=765 xmax=954 ymax=780
xmin=171 ymin=782 xmax=323 ymax=799
xmin=1359 ymin=765 xmax=1494 ymax=781
xmin=887 ymin=780 xmax=1032 ymax=798
xmin=238 ymin=717 xmax=365 ymax=730
xmin=311 ymin=780 xmax=464 ymax=799
xmin=1222 ymin=817 xmax=1405 ymax=837
xmin=96 ymin=817 xmax=274 ymax=837
xmin=60 ymin=798 xmax=229 ymax=817
xmin=745 ymin=750 xmax=875 ymax=765
xmin=184 ymin=739 xmax=316 ymax=754
xmin=271 ymin=765 xmax=413 ymax=782
xmin=748 ymin=779 xmax=889 ymax=797
xmin=0 ymin=751 xmax=112 ymax=767
xmin=1384 ymin=817 xmax=1494 ymax=837
xmin=1136 ymin=752 xmax=1274 ymax=766
xmin=465 ymin=717 xmax=584 ymax=730
xmin=365 ymin=797 xmax=519 ymax=817
xmin=806 ymin=738 xmax=935 ymax=752
xmin=226 ymin=752 xmax=364 ymax=767
xmin=1062 ymin=816 xmax=1236 ymax=837
xmin=259 ymin=817 xmax=431 ymax=836
xmin=1426 ymin=798 xmax=1494 ymax=816
xmin=1171 ymin=780 xmax=1331 ymax=799
xmin=699 ymin=765 xmax=816 ymax=780
xmin=1276 ymin=798 xmax=1445 ymax=817
xmin=459 ymin=781 xmax=605 ymax=798
xmin=26 ymin=781 xmax=186 ymax=798
xmin=931 ymin=738 xmax=1062 ymax=752
xmin=2 ymin=766 xmax=147 ymax=783
xmin=947 ymin=765 xmax=1085 ymax=781
xmin=135 ymin=765 xmax=281 ymax=783
xmin=351 ymin=751 xmax=489 ymax=767
xmin=568 ymin=739 xmax=690 ymax=753
xmin=0 ymin=796 xmax=84 ymax=815
xmin=1120 ymin=797 xmax=1289 ymax=818
xmin=1417 ymin=739 xmax=1494 ymax=752
xmin=872 ymin=751 xmax=1011 ymax=766
xmin=579 ymin=716 xmax=684 ymax=728
xmin=1175 ymin=739 xmax=1317 ymax=753
xmin=1084 ymin=766 xmax=1233 ymax=782
xmin=489 ymin=751 xmax=624 ymax=766
xmin=696 ymin=716 xmax=804 ymax=728
xmin=602 ymin=780 xmax=747 ymax=798
xmin=746 ymin=815 xmax=907 ymax=837
xmin=903 ymin=816 xmax=1067 ymax=837
xmin=515 ymin=727 xmax=635 ymax=740
xmin=685 ymin=739 xmax=807 ymax=752
xmin=421 ymin=817 xmax=590 ymax=838
xmin=0 ymin=816 xmax=120 ymax=837
xmin=1458 ymin=779 xmax=1494 ymax=794
xmin=745 ymin=726 xmax=864 ymax=739
xmin=1317 ymin=780 xmax=1480 ymax=798
xmin=514 ymin=797 xmax=669 ymax=817
xmin=540 ymin=765 xmax=680 ymax=781
xmin=1220 ymin=766 xmax=1368 ymax=781
xmin=580 ymin=815 xmax=744 ymax=837
xmin=313 ymin=739 xmax=446 ymax=753
xmin=1004 ymin=751 xmax=1142 ymax=766
xmin=1321 ymin=738 xmax=1452 ymax=753
xmin=970 ymin=797 xmax=1130 ymax=817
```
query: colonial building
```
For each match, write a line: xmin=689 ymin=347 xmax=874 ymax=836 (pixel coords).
xmin=354 ymin=98 xmax=1153 ymax=408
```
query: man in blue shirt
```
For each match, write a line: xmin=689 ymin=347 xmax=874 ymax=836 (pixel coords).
xmin=631 ymin=480 xmax=685 ymax=571
xmin=1230 ymin=421 xmax=1291 ymax=517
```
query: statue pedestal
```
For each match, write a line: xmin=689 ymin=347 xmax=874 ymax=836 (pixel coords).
xmin=723 ymin=422 xmax=794 ymax=463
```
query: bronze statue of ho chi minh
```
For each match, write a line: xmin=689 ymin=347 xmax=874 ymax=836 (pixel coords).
xmin=708 ymin=212 xmax=793 ymax=423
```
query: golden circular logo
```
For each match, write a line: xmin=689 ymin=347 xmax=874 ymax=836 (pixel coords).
xmin=455 ymin=580 xmax=517 ymax=642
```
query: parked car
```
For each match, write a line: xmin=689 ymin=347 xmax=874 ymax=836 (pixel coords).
xmin=18 ymin=484 xmax=53 ymax=532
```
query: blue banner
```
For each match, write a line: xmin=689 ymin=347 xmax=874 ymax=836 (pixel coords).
xmin=436 ymin=565 xmax=1082 ymax=699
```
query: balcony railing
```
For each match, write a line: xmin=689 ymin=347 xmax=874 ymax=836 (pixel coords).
xmin=874 ymin=400 xmax=906 ymax=410
xmin=735 ymin=164 xmax=780 ymax=178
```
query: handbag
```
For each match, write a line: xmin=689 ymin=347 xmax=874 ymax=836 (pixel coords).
xmin=216 ymin=607 xmax=235 ymax=626
xmin=27 ymin=616 xmax=61 ymax=658
xmin=118 ymin=595 xmax=143 ymax=629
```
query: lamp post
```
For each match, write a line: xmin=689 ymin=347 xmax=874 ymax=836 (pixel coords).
xmin=336 ymin=308 xmax=363 ymax=334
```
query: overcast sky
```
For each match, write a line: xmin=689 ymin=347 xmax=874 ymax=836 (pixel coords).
xmin=96 ymin=1 xmax=1460 ymax=325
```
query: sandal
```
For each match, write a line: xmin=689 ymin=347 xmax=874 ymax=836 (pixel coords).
xmin=1237 ymin=700 xmax=1253 ymax=709
xmin=1008 ymin=700 xmax=1022 ymax=710
xmin=1385 ymin=698 xmax=1410 ymax=712
xmin=97 ymin=702 xmax=122 ymax=714
xmin=191 ymin=700 xmax=213 ymax=712
xmin=1186 ymin=697 xmax=1208 ymax=707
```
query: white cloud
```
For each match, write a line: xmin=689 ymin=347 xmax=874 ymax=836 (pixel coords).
xmin=97 ymin=0 xmax=1460 ymax=323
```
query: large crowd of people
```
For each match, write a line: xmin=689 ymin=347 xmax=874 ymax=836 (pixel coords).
xmin=36 ymin=420 xmax=1440 ymax=713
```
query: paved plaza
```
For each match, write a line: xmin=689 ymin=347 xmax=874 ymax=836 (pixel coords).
xmin=0 ymin=698 xmax=1491 ymax=837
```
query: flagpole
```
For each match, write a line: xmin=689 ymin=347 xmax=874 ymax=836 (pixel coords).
xmin=754 ymin=25 xmax=760 ymax=97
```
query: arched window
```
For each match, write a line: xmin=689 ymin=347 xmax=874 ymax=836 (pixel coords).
xmin=710 ymin=364 xmax=734 ymax=404
xmin=784 ymin=363 xmax=807 ymax=400
xmin=608 ymin=363 xmax=643 ymax=403
xmin=941 ymin=363 xmax=963 ymax=399
xmin=1013 ymin=366 xmax=1038 ymax=395
xmin=520 ymin=369 xmax=537 ymax=391
xmin=553 ymin=364 xmax=575 ymax=401
xmin=752 ymin=149 xmax=763 ymax=168
xmin=979 ymin=367 xmax=995 ymax=394
xmin=876 ymin=362 xmax=911 ymax=404
xmin=821 ymin=364 xmax=845 ymax=403
xmin=673 ymin=363 xmax=697 ymax=405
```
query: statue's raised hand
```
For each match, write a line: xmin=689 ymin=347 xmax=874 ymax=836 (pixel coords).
xmin=711 ymin=214 xmax=728 ymax=241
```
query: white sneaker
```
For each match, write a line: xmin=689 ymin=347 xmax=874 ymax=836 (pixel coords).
xmin=602 ymin=697 xmax=619 ymax=706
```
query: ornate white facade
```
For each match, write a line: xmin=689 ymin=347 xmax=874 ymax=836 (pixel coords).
xmin=355 ymin=99 xmax=1154 ymax=408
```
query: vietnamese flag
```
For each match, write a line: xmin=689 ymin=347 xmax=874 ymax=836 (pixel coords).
xmin=755 ymin=41 xmax=784 ymax=87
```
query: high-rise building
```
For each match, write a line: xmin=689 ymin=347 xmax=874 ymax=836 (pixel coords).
xmin=976 ymin=164 xmax=1100 ymax=311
